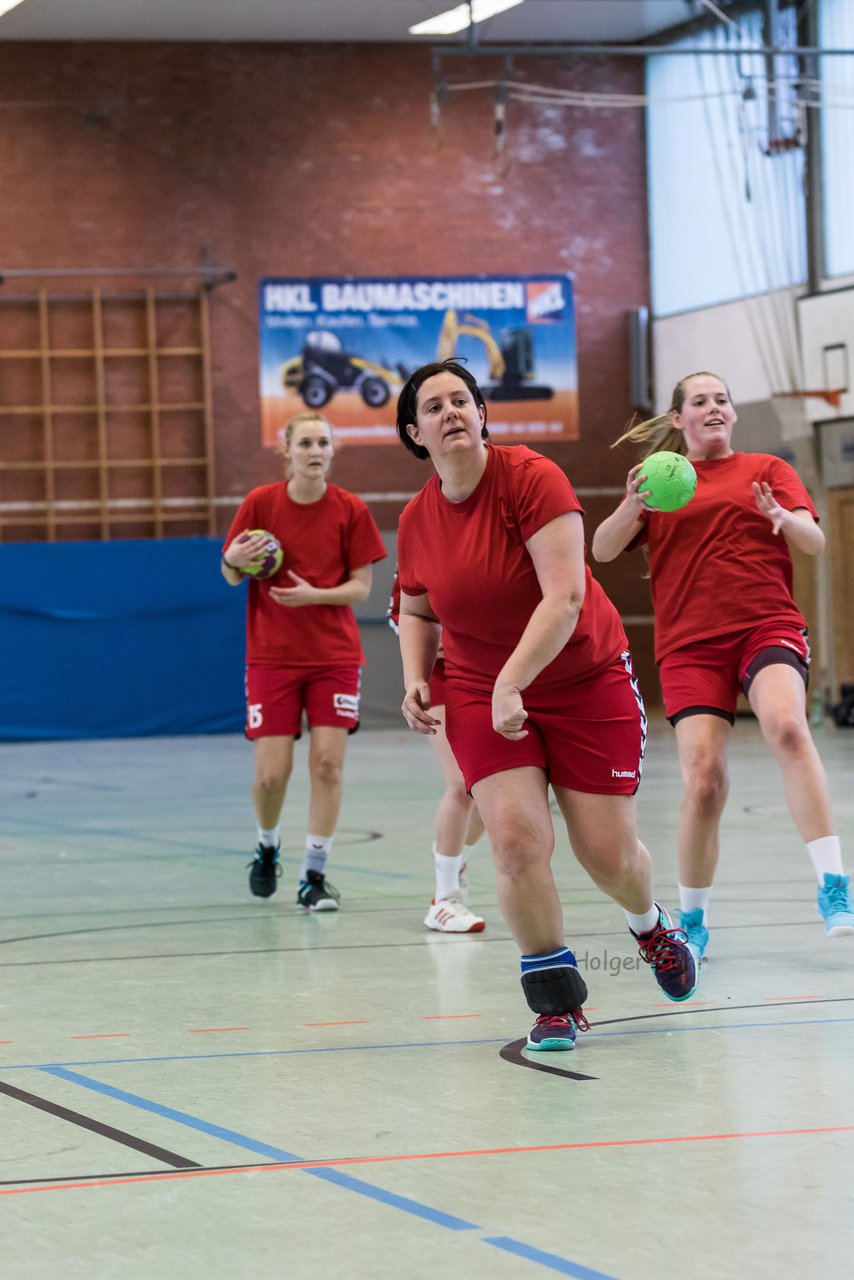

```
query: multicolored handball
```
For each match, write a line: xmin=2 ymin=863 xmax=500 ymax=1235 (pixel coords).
xmin=639 ymin=451 xmax=697 ymax=513
xmin=243 ymin=530 xmax=284 ymax=580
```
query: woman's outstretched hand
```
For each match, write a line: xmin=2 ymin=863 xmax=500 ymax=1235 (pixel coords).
xmin=752 ymin=481 xmax=786 ymax=535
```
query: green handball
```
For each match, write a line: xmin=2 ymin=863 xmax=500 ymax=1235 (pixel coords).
xmin=639 ymin=451 xmax=697 ymax=512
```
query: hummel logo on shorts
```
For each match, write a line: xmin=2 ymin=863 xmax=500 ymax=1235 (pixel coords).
xmin=611 ymin=769 xmax=637 ymax=779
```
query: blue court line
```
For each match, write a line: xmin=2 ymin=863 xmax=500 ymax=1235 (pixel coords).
xmin=39 ymin=1065 xmax=616 ymax=1279
xmin=42 ymin=1067 xmax=302 ymax=1161
xmin=305 ymin=1167 xmax=478 ymax=1230
xmin=0 ymin=1037 xmax=508 ymax=1070
xmin=2 ymin=1014 xmax=854 ymax=1074
xmin=485 ymin=1237 xmax=618 ymax=1279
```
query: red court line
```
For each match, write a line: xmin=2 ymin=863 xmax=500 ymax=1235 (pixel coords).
xmin=305 ymin=1021 xmax=368 ymax=1027
xmin=422 ymin=1014 xmax=482 ymax=1021
xmin=0 ymin=1041 xmax=14 ymax=1045
xmin=3 ymin=1123 xmax=853 ymax=1197
xmin=186 ymin=1028 xmax=250 ymax=1034
xmin=651 ymin=1001 xmax=711 ymax=1007
xmin=69 ymin=1034 xmax=132 ymax=1041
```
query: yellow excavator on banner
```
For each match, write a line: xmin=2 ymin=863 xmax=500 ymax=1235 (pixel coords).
xmin=437 ymin=309 xmax=553 ymax=401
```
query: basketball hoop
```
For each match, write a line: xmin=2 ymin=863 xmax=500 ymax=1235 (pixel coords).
xmin=770 ymin=389 xmax=845 ymax=442
xmin=772 ymin=389 xmax=844 ymax=410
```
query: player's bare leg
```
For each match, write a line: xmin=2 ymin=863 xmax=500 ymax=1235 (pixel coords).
xmin=473 ymin=767 xmax=584 ymax=1050
xmin=749 ymin=663 xmax=853 ymax=935
xmin=748 ymin=663 xmax=835 ymax=841
xmin=252 ymin=734 xmax=294 ymax=829
xmin=248 ymin=735 xmax=294 ymax=898
xmin=673 ymin=713 xmax=731 ymax=888
xmin=672 ymin=713 xmax=730 ymax=959
xmin=554 ymin=788 xmax=653 ymax=911
xmin=297 ymin=724 xmax=349 ymax=912
xmin=556 ymin=786 xmax=697 ymax=1002
xmin=472 ymin=767 xmax=561 ymax=953
xmin=306 ymin=724 xmax=348 ymax=837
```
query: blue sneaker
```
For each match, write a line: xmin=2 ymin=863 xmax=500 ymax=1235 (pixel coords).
xmin=679 ymin=908 xmax=709 ymax=965
xmin=632 ymin=905 xmax=698 ymax=1002
xmin=526 ymin=1009 xmax=589 ymax=1052
xmin=817 ymin=874 xmax=854 ymax=936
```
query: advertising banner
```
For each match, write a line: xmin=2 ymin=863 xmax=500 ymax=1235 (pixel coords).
xmin=258 ymin=274 xmax=578 ymax=446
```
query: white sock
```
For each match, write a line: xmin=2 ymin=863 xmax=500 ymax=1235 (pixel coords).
xmin=434 ymin=847 xmax=465 ymax=900
xmin=258 ymin=825 xmax=280 ymax=850
xmin=301 ymin=834 xmax=332 ymax=880
xmin=679 ymin=884 xmax=712 ymax=925
xmin=806 ymin=835 xmax=844 ymax=884
xmin=625 ymin=902 xmax=660 ymax=936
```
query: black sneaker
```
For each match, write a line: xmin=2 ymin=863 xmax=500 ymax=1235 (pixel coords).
xmin=248 ymin=844 xmax=281 ymax=898
xmin=296 ymin=870 xmax=340 ymax=912
xmin=632 ymin=904 xmax=697 ymax=1001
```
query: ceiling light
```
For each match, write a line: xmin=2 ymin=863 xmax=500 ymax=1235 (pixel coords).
xmin=0 ymin=0 xmax=28 ymax=16
xmin=410 ymin=0 xmax=526 ymax=38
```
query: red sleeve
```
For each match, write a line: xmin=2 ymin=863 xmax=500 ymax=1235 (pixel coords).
xmin=767 ymin=457 xmax=819 ymax=520
xmin=222 ymin=494 xmax=258 ymax=553
xmin=511 ymin=452 xmax=583 ymax=543
xmin=397 ymin=503 xmax=426 ymax=599
xmin=345 ymin=500 xmax=387 ymax=570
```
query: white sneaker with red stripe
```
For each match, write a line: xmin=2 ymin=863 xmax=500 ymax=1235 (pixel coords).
xmin=424 ymin=897 xmax=486 ymax=933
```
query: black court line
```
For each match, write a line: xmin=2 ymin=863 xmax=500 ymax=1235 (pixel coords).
xmin=588 ymin=993 xmax=854 ymax=1029
xmin=498 ymin=996 xmax=854 ymax=1080
xmin=0 ymin=917 xmax=833 ymax=967
xmin=499 ymin=1039 xmax=598 ymax=1080
xmin=0 ymin=1162 xmax=284 ymax=1187
xmin=0 ymin=1080 xmax=201 ymax=1169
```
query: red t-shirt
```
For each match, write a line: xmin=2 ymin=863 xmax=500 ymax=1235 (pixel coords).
xmin=224 ymin=482 xmax=387 ymax=667
xmin=397 ymin=444 xmax=626 ymax=695
xmin=628 ymin=452 xmax=818 ymax=662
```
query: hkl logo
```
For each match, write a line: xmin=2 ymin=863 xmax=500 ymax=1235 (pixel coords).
xmin=526 ymin=280 xmax=565 ymax=323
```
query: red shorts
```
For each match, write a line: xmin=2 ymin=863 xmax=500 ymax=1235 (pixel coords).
xmin=244 ymin=665 xmax=361 ymax=739
xmin=428 ymin=658 xmax=448 ymax=708
xmin=658 ymin=622 xmax=810 ymax=723
xmin=444 ymin=651 xmax=647 ymax=796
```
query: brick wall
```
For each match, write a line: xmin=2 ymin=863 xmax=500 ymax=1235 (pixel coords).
xmin=0 ymin=40 xmax=657 ymax=699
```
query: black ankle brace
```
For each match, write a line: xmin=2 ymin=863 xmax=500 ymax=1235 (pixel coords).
xmin=521 ymin=965 xmax=588 ymax=1015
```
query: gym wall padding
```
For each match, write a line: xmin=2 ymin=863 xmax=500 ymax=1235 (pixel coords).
xmin=0 ymin=538 xmax=404 ymax=742
xmin=0 ymin=539 xmax=246 ymax=741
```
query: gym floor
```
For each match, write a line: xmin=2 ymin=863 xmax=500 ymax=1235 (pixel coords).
xmin=2 ymin=717 xmax=853 ymax=1279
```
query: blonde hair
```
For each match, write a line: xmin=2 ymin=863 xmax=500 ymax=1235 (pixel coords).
xmin=277 ymin=411 xmax=333 ymax=476
xmin=613 ymin=370 xmax=732 ymax=459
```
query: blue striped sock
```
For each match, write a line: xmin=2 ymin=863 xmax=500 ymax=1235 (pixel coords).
xmin=520 ymin=946 xmax=577 ymax=975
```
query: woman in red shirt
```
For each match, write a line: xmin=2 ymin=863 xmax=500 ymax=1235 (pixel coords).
xmin=396 ymin=359 xmax=696 ymax=1052
xmin=222 ymin=411 xmax=386 ymax=909
xmin=592 ymin=370 xmax=853 ymax=961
